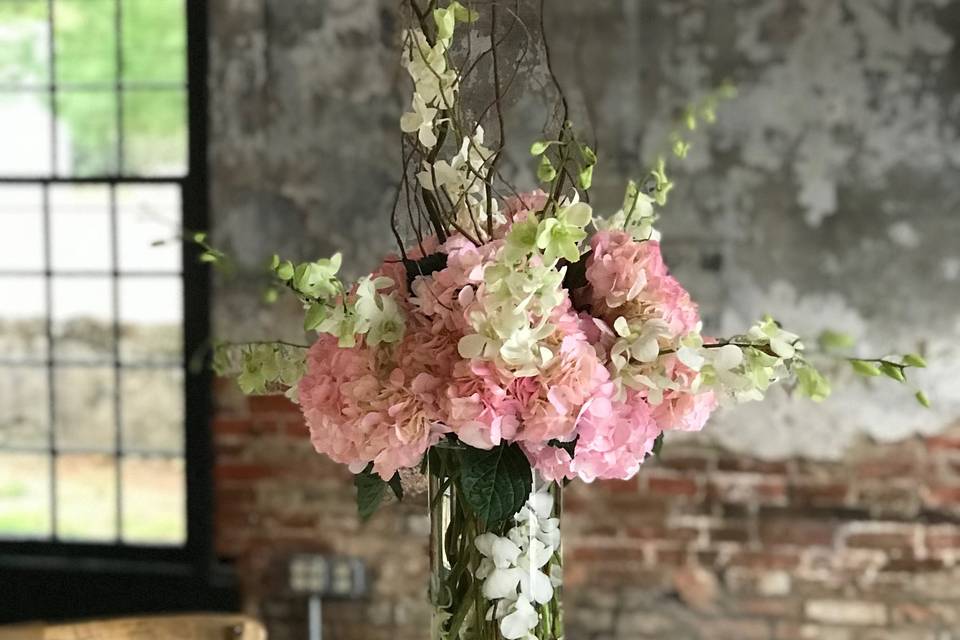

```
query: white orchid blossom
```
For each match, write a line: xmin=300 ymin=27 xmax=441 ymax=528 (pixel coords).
xmin=400 ymin=93 xmax=439 ymax=147
xmin=473 ymin=487 xmax=561 ymax=639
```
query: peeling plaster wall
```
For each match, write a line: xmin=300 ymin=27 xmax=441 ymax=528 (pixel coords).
xmin=209 ymin=0 xmax=960 ymax=460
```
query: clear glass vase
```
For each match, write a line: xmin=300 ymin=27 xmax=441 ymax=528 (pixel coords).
xmin=428 ymin=448 xmax=564 ymax=640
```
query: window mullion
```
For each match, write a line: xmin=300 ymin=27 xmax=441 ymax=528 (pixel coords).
xmin=41 ymin=184 xmax=57 ymax=540
xmin=109 ymin=184 xmax=123 ymax=543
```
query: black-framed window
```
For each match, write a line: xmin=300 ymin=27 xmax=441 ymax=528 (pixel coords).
xmin=0 ymin=0 xmax=214 ymax=584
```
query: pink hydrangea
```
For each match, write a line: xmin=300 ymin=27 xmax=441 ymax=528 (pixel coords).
xmin=502 ymin=190 xmax=548 ymax=223
xmin=524 ymin=388 xmax=662 ymax=483
xmin=299 ymin=212 xmax=715 ymax=481
xmin=299 ymin=335 xmax=445 ymax=480
xmin=299 ymin=274 xmax=465 ymax=479
xmin=652 ymin=390 xmax=718 ymax=433
xmin=585 ymin=231 xmax=700 ymax=336
xmin=512 ymin=328 xmax=609 ymax=444
xmin=586 ymin=231 xmax=653 ymax=308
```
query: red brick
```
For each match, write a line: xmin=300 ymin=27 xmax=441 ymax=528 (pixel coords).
xmin=708 ymin=476 xmax=787 ymax=505
xmin=214 ymin=417 xmax=255 ymax=434
xmin=690 ymin=618 xmax=771 ymax=640
xmin=622 ymin=523 xmax=666 ymax=540
xmin=654 ymin=546 xmax=689 ymax=567
xmin=657 ymin=455 xmax=712 ymax=472
xmin=579 ymin=523 xmax=620 ymax=537
xmin=647 ymin=475 xmax=699 ymax=497
xmin=921 ymin=484 xmax=960 ymax=507
xmin=710 ymin=525 xmax=751 ymax=544
xmin=925 ymin=435 xmax=960 ymax=451
xmin=844 ymin=531 xmax=914 ymax=551
xmin=759 ymin=518 xmax=836 ymax=547
xmin=216 ymin=463 xmax=277 ymax=481
xmin=792 ymin=482 xmax=851 ymax=507
xmin=729 ymin=550 xmax=802 ymax=571
xmin=717 ymin=457 xmax=790 ymax=474
xmin=925 ymin=527 xmax=960 ymax=552
xmin=855 ymin=482 xmax=920 ymax=518
xmin=248 ymin=393 xmax=299 ymax=414
xmin=283 ymin=421 xmax=309 ymax=437
xmin=853 ymin=451 xmax=920 ymax=478
xmin=570 ymin=546 xmax=647 ymax=563
xmin=891 ymin=602 xmax=959 ymax=626
xmin=595 ymin=478 xmax=641 ymax=494
xmin=880 ymin=555 xmax=946 ymax=573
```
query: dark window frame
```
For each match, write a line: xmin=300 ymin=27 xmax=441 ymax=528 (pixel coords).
xmin=0 ymin=1 xmax=234 ymax=619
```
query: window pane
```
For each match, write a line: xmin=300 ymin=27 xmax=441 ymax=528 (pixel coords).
xmin=117 ymin=185 xmax=181 ymax=272
xmin=0 ymin=92 xmax=52 ymax=175
xmin=119 ymin=276 xmax=181 ymax=363
xmin=50 ymin=184 xmax=111 ymax=271
xmin=0 ymin=276 xmax=46 ymax=360
xmin=51 ymin=276 xmax=112 ymax=359
xmin=54 ymin=366 xmax=114 ymax=451
xmin=121 ymin=455 xmax=184 ymax=544
xmin=56 ymin=90 xmax=117 ymax=176
xmin=121 ymin=0 xmax=185 ymax=84
xmin=0 ymin=0 xmax=50 ymax=85
xmin=122 ymin=89 xmax=186 ymax=176
xmin=56 ymin=453 xmax=116 ymax=541
xmin=0 ymin=185 xmax=44 ymax=271
xmin=121 ymin=367 xmax=182 ymax=453
xmin=0 ymin=367 xmax=48 ymax=448
xmin=0 ymin=452 xmax=50 ymax=539
xmin=54 ymin=0 xmax=117 ymax=85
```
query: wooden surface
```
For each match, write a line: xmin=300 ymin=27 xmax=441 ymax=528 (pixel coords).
xmin=0 ymin=615 xmax=265 ymax=640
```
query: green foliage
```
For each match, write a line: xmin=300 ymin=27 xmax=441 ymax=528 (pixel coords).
xmin=671 ymin=134 xmax=691 ymax=159
xmin=537 ymin=154 xmax=557 ymax=183
xmin=795 ymin=363 xmax=832 ymax=402
xmin=187 ymin=230 xmax=230 ymax=271
xmin=353 ymin=465 xmax=404 ymax=521
xmin=530 ymin=140 xmax=553 ymax=156
xmin=880 ymin=361 xmax=906 ymax=382
xmin=577 ymin=143 xmax=597 ymax=190
xmin=448 ymin=1 xmax=480 ymax=23
xmin=387 ymin=474 xmax=404 ymax=501
xmin=649 ymin=157 xmax=674 ymax=206
xmin=850 ymin=359 xmax=882 ymax=377
xmin=915 ymin=390 xmax=931 ymax=408
xmin=433 ymin=7 xmax=456 ymax=41
xmin=458 ymin=443 xmax=533 ymax=524
xmin=903 ymin=353 xmax=927 ymax=368
xmin=354 ymin=466 xmax=388 ymax=521
xmin=818 ymin=330 xmax=855 ymax=352
xmin=289 ymin=254 xmax=344 ymax=300
xmin=213 ymin=342 xmax=307 ymax=396
xmin=654 ymin=81 xmax=738 ymax=191
xmin=651 ymin=432 xmax=664 ymax=457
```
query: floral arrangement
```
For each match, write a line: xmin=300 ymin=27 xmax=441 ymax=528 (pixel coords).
xmin=210 ymin=3 xmax=928 ymax=638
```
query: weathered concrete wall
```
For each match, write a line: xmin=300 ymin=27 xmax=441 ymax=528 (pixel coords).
xmin=209 ymin=0 xmax=960 ymax=456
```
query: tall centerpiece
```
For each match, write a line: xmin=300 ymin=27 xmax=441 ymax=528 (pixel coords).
xmin=211 ymin=2 xmax=929 ymax=638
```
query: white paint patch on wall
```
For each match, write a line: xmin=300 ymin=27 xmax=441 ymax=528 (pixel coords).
xmin=887 ymin=222 xmax=921 ymax=249
xmin=942 ymin=258 xmax=960 ymax=282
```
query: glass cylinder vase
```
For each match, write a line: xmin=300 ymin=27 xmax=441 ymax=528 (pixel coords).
xmin=428 ymin=450 xmax=564 ymax=640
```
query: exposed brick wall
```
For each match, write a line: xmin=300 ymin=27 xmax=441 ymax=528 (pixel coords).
xmin=213 ymin=380 xmax=960 ymax=639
